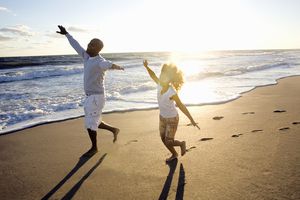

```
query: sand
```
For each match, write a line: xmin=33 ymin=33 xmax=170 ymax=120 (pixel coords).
xmin=0 ymin=76 xmax=300 ymax=200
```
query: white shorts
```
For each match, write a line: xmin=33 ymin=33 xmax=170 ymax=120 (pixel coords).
xmin=84 ymin=94 xmax=105 ymax=131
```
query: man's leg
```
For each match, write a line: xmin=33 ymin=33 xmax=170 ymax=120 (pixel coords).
xmin=88 ymin=129 xmax=98 ymax=150
xmin=84 ymin=129 xmax=98 ymax=157
xmin=98 ymin=121 xmax=119 ymax=143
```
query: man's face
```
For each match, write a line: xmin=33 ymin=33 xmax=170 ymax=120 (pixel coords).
xmin=87 ymin=39 xmax=101 ymax=55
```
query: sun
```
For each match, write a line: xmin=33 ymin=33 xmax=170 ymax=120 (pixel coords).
xmin=168 ymin=52 xmax=208 ymax=77
xmin=167 ymin=52 xmax=221 ymax=104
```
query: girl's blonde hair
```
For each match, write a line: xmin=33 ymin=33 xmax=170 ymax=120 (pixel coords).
xmin=161 ymin=63 xmax=184 ymax=91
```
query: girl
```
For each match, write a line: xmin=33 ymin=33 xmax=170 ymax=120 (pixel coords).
xmin=143 ymin=60 xmax=200 ymax=162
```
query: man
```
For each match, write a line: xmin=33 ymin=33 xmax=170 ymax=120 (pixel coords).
xmin=57 ymin=25 xmax=124 ymax=156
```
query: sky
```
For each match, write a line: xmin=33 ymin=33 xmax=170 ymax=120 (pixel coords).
xmin=0 ymin=0 xmax=300 ymax=57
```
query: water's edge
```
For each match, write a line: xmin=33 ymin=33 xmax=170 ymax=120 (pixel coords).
xmin=1 ymin=75 xmax=299 ymax=136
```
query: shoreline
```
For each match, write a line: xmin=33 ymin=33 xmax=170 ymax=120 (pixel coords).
xmin=1 ymin=74 xmax=300 ymax=136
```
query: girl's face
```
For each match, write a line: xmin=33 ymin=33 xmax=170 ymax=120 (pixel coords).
xmin=159 ymin=65 xmax=172 ymax=86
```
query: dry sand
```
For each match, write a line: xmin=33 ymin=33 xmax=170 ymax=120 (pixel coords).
xmin=1 ymin=76 xmax=300 ymax=200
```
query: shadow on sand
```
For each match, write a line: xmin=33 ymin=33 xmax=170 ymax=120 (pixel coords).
xmin=41 ymin=153 xmax=107 ymax=200
xmin=159 ymin=159 xmax=186 ymax=200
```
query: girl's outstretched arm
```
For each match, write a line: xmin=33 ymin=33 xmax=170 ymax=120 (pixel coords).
xmin=143 ymin=60 xmax=159 ymax=84
xmin=172 ymin=94 xmax=200 ymax=130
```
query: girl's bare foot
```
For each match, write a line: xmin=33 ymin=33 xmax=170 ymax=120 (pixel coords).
xmin=112 ymin=128 xmax=120 ymax=143
xmin=166 ymin=153 xmax=178 ymax=162
xmin=180 ymin=141 xmax=186 ymax=156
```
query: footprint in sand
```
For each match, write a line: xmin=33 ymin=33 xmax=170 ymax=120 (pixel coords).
xmin=251 ymin=129 xmax=263 ymax=133
xmin=242 ymin=112 xmax=255 ymax=115
xmin=232 ymin=134 xmax=243 ymax=138
xmin=199 ymin=137 xmax=214 ymax=141
xmin=273 ymin=110 xmax=286 ymax=113
xmin=125 ymin=140 xmax=138 ymax=145
xmin=186 ymin=146 xmax=196 ymax=152
xmin=292 ymin=121 xmax=300 ymax=125
xmin=262 ymin=170 xmax=272 ymax=176
xmin=213 ymin=116 xmax=224 ymax=120
xmin=278 ymin=127 xmax=290 ymax=131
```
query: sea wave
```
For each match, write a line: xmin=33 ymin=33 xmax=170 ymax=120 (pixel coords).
xmin=0 ymin=66 xmax=83 ymax=83
xmin=0 ymin=53 xmax=168 ymax=69
xmin=187 ymin=71 xmax=224 ymax=81
xmin=187 ymin=62 xmax=291 ymax=80
xmin=119 ymin=83 xmax=156 ymax=94
xmin=224 ymin=62 xmax=290 ymax=75
xmin=0 ymin=55 xmax=82 ymax=69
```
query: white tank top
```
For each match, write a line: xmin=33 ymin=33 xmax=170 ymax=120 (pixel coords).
xmin=157 ymin=84 xmax=178 ymax=118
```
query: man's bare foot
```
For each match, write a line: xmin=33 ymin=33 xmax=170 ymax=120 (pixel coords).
xmin=166 ymin=154 xmax=178 ymax=162
xmin=180 ymin=141 xmax=186 ymax=156
xmin=112 ymin=128 xmax=120 ymax=143
xmin=83 ymin=148 xmax=98 ymax=157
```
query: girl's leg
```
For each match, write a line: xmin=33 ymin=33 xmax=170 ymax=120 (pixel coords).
xmin=165 ymin=115 xmax=186 ymax=157
xmin=160 ymin=115 xmax=185 ymax=161
xmin=168 ymin=139 xmax=186 ymax=156
xmin=160 ymin=117 xmax=176 ymax=157
xmin=98 ymin=121 xmax=119 ymax=143
xmin=164 ymin=139 xmax=178 ymax=162
xmin=165 ymin=138 xmax=183 ymax=155
xmin=161 ymin=136 xmax=177 ymax=156
xmin=166 ymin=138 xmax=182 ymax=146
xmin=164 ymin=138 xmax=186 ymax=160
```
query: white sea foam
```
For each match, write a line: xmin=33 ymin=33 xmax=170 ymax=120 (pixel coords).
xmin=0 ymin=65 xmax=83 ymax=83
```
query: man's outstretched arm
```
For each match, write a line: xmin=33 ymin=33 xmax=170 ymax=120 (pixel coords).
xmin=56 ymin=25 xmax=87 ymax=59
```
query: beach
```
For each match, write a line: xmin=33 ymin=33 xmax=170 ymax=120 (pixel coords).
xmin=0 ymin=75 xmax=300 ymax=200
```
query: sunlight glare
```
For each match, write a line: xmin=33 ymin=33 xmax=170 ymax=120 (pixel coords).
xmin=180 ymin=79 xmax=219 ymax=104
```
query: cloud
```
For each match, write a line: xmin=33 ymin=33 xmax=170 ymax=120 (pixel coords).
xmin=0 ymin=25 xmax=35 ymax=37
xmin=46 ymin=33 xmax=59 ymax=38
xmin=45 ymin=32 xmax=65 ymax=38
xmin=68 ymin=26 xmax=88 ymax=32
xmin=0 ymin=6 xmax=10 ymax=12
xmin=0 ymin=34 xmax=12 ymax=41
xmin=45 ymin=26 xmax=89 ymax=38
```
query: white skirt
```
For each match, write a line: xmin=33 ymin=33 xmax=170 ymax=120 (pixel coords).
xmin=84 ymin=94 xmax=105 ymax=131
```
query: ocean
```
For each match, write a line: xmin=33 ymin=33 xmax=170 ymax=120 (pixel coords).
xmin=1 ymin=50 xmax=300 ymax=134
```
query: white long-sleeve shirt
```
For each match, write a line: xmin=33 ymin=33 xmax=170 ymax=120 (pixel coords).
xmin=66 ymin=34 xmax=113 ymax=95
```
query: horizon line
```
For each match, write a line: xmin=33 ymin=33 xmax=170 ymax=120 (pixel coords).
xmin=1 ymin=48 xmax=300 ymax=58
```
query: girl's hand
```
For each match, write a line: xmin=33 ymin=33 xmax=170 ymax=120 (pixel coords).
xmin=191 ymin=121 xmax=200 ymax=130
xmin=143 ymin=60 xmax=148 ymax=67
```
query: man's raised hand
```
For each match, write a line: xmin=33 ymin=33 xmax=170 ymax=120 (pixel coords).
xmin=56 ymin=25 xmax=68 ymax=35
